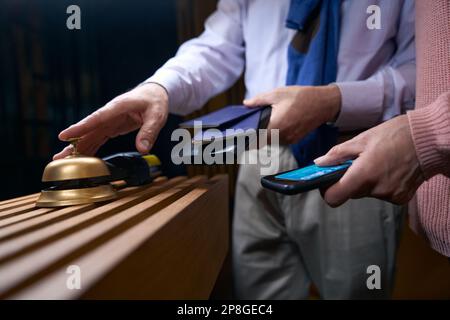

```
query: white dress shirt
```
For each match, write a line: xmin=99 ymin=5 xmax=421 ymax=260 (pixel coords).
xmin=146 ymin=0 xmax=415 ymax=131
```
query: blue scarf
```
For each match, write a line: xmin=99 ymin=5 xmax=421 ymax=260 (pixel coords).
xmin=286 ymin=0 xmax=340 ymax=167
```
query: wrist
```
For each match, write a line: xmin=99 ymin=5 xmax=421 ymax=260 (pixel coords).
xmin=140 ymin=81 xmax=169 ymax=97
xmin=317 ymin=85 xmax=341 ymax=123
xmin=138 ymin=82 xmax=169 ymax=106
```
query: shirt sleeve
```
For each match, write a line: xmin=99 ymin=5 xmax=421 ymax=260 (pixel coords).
xmin=407 ymin=91 xmax=450 ymax=179
xmin=143 ymin=0 xmax=246 ymax=116
xmin=335 ymin=0 xmax=416 ymax=130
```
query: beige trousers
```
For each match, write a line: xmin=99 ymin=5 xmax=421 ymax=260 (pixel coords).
xmin=232 ymin=146 xmax=403 ymax=299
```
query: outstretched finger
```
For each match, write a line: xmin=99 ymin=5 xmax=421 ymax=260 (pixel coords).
xmin=58 ymin=103 xmax=124 ymax=141
xmin=314 ymin=138 xmax=363 ymax=166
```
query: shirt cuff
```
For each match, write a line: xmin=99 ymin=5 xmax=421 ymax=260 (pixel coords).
xmin=334 ymin=79 xmax=384 ymax=130
xmin=143 ymin=69 xmax=186 ymax=115
xmin=407 ymin=93 xmax=450 ymax=179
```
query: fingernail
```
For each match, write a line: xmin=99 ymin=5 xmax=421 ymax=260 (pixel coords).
xmin=314 ymin=156 xmax=324 ymax=164
xmin=141 ymin=139 xmax=150 ymax=150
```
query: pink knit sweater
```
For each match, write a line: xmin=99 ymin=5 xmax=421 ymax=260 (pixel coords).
xmin=406 ymin=1 xmax=450 ymax=257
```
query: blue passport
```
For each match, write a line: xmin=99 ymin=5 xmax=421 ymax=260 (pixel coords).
xmin=179 ymin=105 xmax=270 ymax=129
xmin=191 ymin=109 xmax=264 ymax=144
xmin=178 ymin=105 xmax=271 ymax=160
xmin=180 ymin=105 xmax=271 ymax=144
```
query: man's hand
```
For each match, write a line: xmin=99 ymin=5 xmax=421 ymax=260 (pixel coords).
xmin=53 ymin=83 xmax=169 ymax=160
xmin=314 ymin=115 xmax=425 ymax=207
xmin=243 ymin=85 xmax=341 ymax=144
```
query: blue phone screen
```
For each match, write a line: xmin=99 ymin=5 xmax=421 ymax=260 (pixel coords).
xmin=275 ymin=160 xmax=353 ymax=181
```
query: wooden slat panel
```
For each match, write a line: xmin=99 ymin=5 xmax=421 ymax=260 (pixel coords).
xmin=83 ymin=175 xmax=229 ymax=299
xmin=0 ymin=203 xmax=43 ymax=219
xmin=0 ymin=194 xmax=39 ymax=207
xmin=0 ymin=197 xmax=39 ymax=212
xmin=0 ymin=207 xmax=55 ymax=228
xmin=11 ymin=175 xmax=229 ymax=299
xmin=0 ymin=204 xmax=93 ymax=242
xmin=0 ymin=179 xmax=169 ymax=242
xmin=0 ymin=175 xmax=229 ymax=299
xmin=0 ymin=178 xmax=168 ymax=214
xmin=0 ymin=176 xmax=208 ymax=298
xmin=0 ymin=177 xmax=188 ymax=265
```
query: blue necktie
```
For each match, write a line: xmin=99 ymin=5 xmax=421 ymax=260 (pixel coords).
xmin=286 ymin=0 xmax=341 ymax=167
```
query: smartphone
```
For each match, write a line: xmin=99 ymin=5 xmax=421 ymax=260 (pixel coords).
xmin=261 ymin=160 xmax=353 ymax=195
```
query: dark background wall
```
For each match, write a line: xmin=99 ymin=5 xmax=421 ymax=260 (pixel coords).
xmin=0 ymin=0 xmax=185 ymax=200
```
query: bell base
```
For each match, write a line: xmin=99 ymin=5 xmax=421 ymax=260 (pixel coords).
xmin=36 ymin=185 xmax=117 ymax=208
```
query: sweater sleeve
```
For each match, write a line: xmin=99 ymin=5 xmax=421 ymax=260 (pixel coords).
xmin=407 ymin=91 xmax=450 ymax=179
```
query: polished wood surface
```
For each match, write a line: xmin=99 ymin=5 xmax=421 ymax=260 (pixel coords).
xmin=0 ymin=175 xmax=229 ymax=299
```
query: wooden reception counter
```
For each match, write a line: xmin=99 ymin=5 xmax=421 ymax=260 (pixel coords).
xmin=0 ymin=175 xmax=229 ymax=299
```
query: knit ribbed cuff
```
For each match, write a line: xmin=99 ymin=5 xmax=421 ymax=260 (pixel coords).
xmin=407 ymin=92 xmax=450 ymax=179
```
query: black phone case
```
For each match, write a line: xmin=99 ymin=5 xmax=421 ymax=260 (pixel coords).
xmin=261 ymin=167 xmax=349 ymax=195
